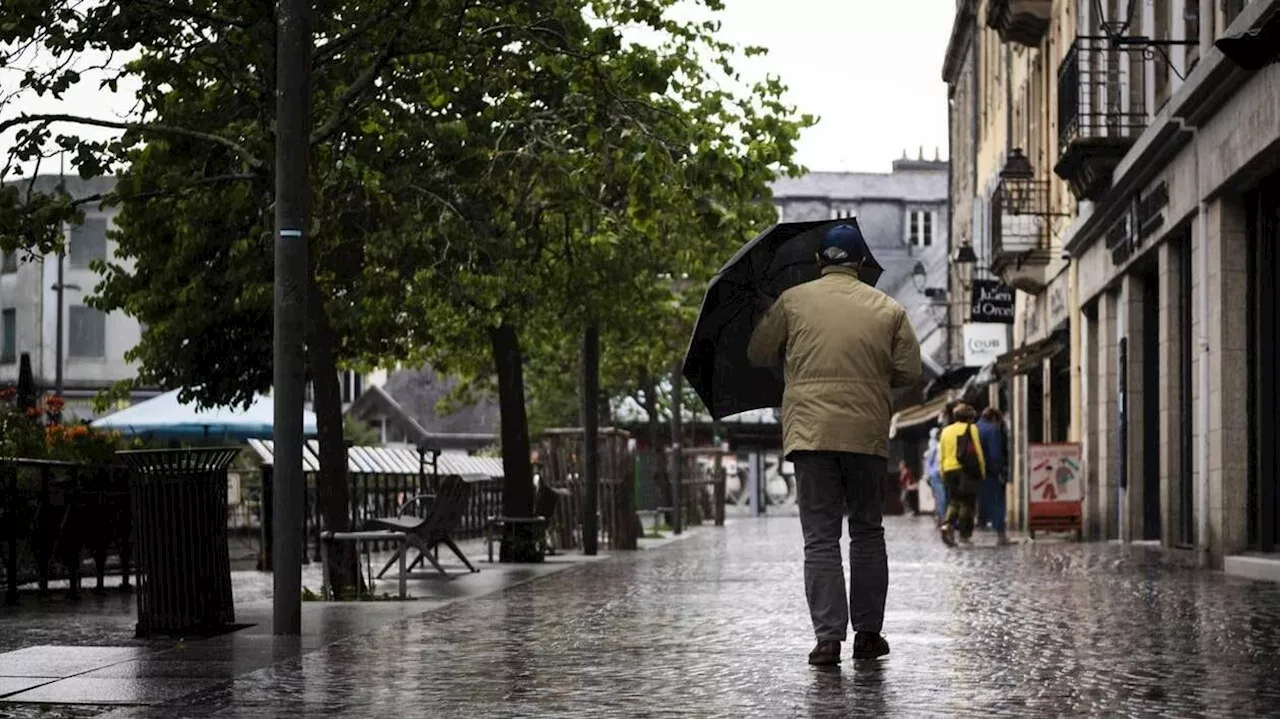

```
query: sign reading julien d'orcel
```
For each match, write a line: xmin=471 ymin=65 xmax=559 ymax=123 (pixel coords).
xmin=970 ymin=280 xmax=1014 ymax=324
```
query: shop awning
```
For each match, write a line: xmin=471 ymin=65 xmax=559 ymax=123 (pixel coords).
xmin=958 ymin=361 xmax=1000 ymax=401
xmin=889 ymin=391 xmax=957 ymax=439
xmin=996 ymin=333 xmax=1066 ymax=376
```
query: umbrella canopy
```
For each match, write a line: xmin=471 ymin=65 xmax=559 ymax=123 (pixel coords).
xmin=91 ymin=389 xmax=318 ymax=439
xmin=682 ymin=218 xmax=884 ymax=420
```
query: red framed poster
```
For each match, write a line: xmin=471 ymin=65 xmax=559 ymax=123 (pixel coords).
xmin=1028 ymin=442 xmax=1083 ymax=539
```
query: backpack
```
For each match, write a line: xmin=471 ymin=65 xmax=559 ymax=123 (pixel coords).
xmin=954 ymin=423 xmax=984 ymax=490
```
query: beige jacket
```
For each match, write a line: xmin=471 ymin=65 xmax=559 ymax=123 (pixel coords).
xmin=747 ymin=265 xmax=922 ymax=458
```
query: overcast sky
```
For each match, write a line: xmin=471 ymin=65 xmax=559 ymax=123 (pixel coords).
xmin=1 ymin=0 xmax=955 ymax=177
xmin=707 ymin=0 xmax=954 ymax=172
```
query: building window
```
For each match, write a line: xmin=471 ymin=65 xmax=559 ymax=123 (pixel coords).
xmin=68 ymin=305 xmax=106 ymax=358
xmin=69 ymin=217 xmax=108 ymax=270
xmin=1 ymin=308 xmax=15 ymax=363
xmin=830 ymin=206 xmax=856 ymax=220
xmin=1 ymin=252 xmax=16 ymax=274
xmin=909 ymin=210 xmax=934 ymax=247
xmin=1224 ymin=0 xmax=1249 ymax=26
xmin=341 ymin=370 xmax=364 ymax=404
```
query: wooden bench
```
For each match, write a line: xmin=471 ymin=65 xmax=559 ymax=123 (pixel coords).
xmin=319 ymin=530 xmax=409 ymax=599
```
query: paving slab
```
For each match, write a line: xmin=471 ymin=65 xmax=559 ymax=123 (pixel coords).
xmin=95 ymin=516 xmax=1280 ymax=718
xmin=3 ymin=678 xmax=220 ymax=706
xmin=0 ymin=647 xmax=151 ymax=678
xmin=0 ymin=534 xmax=665 ymax=710
xmin=0 ymin=677 xmax=56 ymax=698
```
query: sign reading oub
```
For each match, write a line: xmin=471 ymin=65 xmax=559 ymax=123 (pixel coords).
xmin=962 ymin=322 xmax=1008 ymax=368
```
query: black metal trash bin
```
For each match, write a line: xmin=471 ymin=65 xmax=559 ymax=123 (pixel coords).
xmin=120 ymin=448 xmax=239 ymax=638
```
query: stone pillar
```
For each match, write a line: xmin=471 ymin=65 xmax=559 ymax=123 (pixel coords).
xmin=1123 ymin=273 xmax=1147 ymax=543
xmin=1096 ymin=290 xmax=1120 ymax=541
xmin=1083 ymin=303 xmax=1101 ymax=539
xmin=1206 ymin=197 xmax=1250 ymax=564
xmin=1157 ymin=238 xmax=1187 ymax=548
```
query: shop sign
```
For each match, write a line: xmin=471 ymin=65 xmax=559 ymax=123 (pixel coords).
xmin=1047 ymin=270 xmax=1069 ymax=331
xmin=1108 ymin=181 xmax=1169 ymax=266
xmin=1137 ymin=181 xmax=1168 ymax=239
xmin=1028 ymin=443 xmax=1083 ymax=503
xmin=1025 ymin=291 xmax=1045 ymax=344
xmin=962 ymin=322 xmax=1008 ymax=368
xmin=969 ymin=280 xmax=1014 ymax=324
xmin=1028 ymin=442 xmax=1084 ymax=534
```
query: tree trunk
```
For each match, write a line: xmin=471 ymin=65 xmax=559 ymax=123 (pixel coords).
xmin=670 ymin=363 xmax=684 ymax=535
xmin=581 ymin=323 xmax=600 ymax=556
xmin=306 ymin=279 xmax=360 ymax=597
xmin=489 ymin=322 xmax=541 ymax=562
xmin=642 ymin=373 xmax=670 ymax=509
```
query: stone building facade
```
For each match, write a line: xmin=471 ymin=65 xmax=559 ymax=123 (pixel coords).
xmin=943 ymin=0 xmax=1280 ymax=579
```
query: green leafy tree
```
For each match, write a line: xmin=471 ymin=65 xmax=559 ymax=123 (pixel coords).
xmin=0 ymin=0 xmax=635 ymax=586
xmin=414 ymin=2 xmax=812 ymax=558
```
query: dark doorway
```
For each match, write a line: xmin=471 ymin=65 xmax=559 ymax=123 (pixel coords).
xmin=1247 ymin=173 xmax=1280 ymax=552
xmin=1050 ymin=345 xmax=1071 ymax=442
xmin=1140 ymin=263 xmax=1161 ymax=541
xmin=1026 ymin=368 xmax=1045 ymax=444
xmin=1179 ymin=231 xmax=1195 ymax=548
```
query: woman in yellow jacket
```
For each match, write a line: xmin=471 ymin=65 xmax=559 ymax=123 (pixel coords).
xmin=938 ymin=403 xmax=986 ymax=547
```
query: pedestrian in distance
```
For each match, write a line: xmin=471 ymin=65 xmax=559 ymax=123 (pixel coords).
xmin=938 ymin=403 xmax=986 ymax=547
xmin=747 ymin=223 xmax=922 ymax=666
xmin=977 ymin=407 xmax=1012 ymax=546
xmin=898 ymin=459 xmax=920 ymax=516
xmin=923 ymin=427 xmax=946 ymax=524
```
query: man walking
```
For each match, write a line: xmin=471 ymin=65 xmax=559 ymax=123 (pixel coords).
xmin=747 ymin=223 xmax=922 ymax=666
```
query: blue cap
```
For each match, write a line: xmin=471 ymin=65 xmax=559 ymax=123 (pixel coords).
xmin=819 ymin=223 xmax=869 ymax=265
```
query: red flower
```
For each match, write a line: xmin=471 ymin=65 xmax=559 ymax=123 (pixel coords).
xmin=45 ymin=396 xmax=65 ymax=411
xmin=0 ymin=387 xmax=16 ymax=400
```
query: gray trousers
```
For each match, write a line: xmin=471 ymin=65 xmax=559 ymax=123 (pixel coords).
xmin=793 ymin=451 xmax=887 ymax=641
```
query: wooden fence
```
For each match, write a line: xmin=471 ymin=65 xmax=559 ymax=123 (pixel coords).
xmin=538 ymin=428 xmax=638 ymax=551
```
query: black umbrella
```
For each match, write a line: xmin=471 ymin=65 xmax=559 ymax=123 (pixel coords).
xmin=681 ymin=218 xmax=884 ymax=420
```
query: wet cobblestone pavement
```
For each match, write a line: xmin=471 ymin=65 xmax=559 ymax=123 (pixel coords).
xmin=24 ymin=517 xmax=1280 ymax=717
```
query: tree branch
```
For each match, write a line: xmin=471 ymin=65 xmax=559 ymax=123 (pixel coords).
xmin=312 ymin=5 xmax=399 ymax=67
xmin=131 ymin=0 xmax=250 ymax=29
xmin=69 ymin=173 xmax=258 ymax=209
xmin=0 ymin=114 xmax=266 ymax=170
xmin=309 ymin=0 xmax=422 ymax=147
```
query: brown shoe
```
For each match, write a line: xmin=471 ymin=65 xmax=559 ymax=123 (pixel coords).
xmin=939 ymin=526 xmax=957 ymax=548
xmin=808 ymin=640 xmax=842 ymax=666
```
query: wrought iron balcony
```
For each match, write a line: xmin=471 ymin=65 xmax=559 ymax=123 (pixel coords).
xmin=1054 ymin=36 xmax=1148 ymax=202
xmin=985 ymin=0 xmax=1052 ymax=47
xmin=991 ymin=149 xmax=1055 ymax=294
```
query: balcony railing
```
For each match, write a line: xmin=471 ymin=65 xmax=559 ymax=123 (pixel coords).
xmin=990 ymin=173 xmax=1053 ymax=293
xmin=1055 ymin=36 xmax=1148 ymax=201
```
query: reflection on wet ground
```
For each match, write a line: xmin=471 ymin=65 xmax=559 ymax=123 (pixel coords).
xmin=6 ymin=516 xmax=1280 ymax=717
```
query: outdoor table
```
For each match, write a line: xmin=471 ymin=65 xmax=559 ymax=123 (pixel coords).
xmin=319 ymin=530 xmax=409 ymax=599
